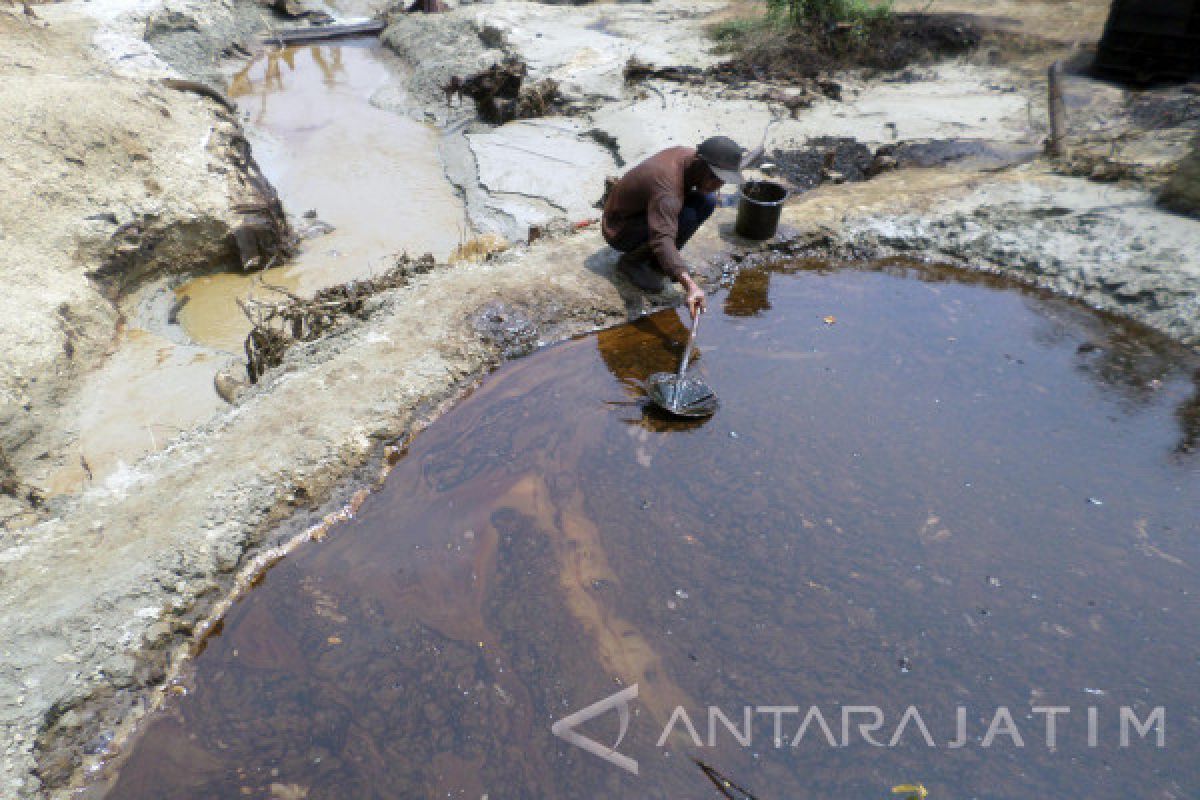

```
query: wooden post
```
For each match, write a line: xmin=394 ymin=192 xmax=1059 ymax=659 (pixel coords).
xmin=1046 ymin=61 xmax=1069 ymax=157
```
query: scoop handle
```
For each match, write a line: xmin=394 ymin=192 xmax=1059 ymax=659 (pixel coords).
xmin=677 ymin=311 xmax=700 ymax=380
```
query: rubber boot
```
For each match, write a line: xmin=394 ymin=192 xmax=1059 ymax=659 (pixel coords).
xmin=616 ymin=244 xmax=666 ymax=292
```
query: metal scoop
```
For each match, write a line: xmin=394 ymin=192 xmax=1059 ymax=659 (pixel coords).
xmin=646 ymin=312 xmax=718 ymax=418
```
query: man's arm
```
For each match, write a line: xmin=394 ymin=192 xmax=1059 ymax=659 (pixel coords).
xmin=677 ymin=272 xmax=707 ymax=317
xmin=646 ymin=191 xmax=706 ymax=316
xmin=645 ymin=191 xmax=688 ymax=282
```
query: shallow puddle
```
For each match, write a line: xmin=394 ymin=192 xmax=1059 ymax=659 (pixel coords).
xmin=177 ymin=43 xmax=466 ymax=351
xmin=46 ymin=41 xmax=467 ymax=492
xmin=43 ymin=329 xmax=225 ymax=495
xmin=100 ymin=261 xmax=1199 ymax=799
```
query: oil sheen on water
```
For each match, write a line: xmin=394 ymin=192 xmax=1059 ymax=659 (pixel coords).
xmin=100 ymin=261 xmax=1199 ymax=799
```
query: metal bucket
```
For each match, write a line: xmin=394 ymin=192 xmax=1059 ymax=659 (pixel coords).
xmin=734 ymin=180 xmax=789 ymax=240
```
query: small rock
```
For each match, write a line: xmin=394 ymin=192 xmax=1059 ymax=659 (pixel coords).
xmin=84 ymin=730 xmax=114 ymax=755
xmin=214 ymin=369 xmax=247 ymax=405
xmin=144 ymin=9 xmax=199 ymax=37
xmin=56 ymin=710 xmax=83 ymax=729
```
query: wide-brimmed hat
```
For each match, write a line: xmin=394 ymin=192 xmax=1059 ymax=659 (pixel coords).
xmin=696 ymin=135 xmax=747 ymax=185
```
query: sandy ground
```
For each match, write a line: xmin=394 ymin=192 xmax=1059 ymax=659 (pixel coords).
xmin=0 ymin=2 xmax=284 ymax=522
xmin=0 ymin=0 xmax=1198 ymax=796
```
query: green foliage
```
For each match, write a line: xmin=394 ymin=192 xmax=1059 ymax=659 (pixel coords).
xmin=707 ymin=0 xmax=893 ymax=49
xmin=766 ymin=0 xmax=893 ymax=26
xmin=707 ymin=14 xmax=783 ymax=47
xmin=708 ymin=0 xmax=892 ymax=48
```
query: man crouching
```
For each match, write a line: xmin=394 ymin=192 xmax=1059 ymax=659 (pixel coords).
xmin=602 ymin=136 xmax=747 ymax=318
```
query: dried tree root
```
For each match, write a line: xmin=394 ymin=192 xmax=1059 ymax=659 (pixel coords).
xmin=238 ymin=253 xmax=436 ymax=383
xmin=461 ymin=57 xmax=561 ymax=124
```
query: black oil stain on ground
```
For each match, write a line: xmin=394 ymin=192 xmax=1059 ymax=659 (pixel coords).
xmin=101 ymin=261 xmax=1200 ymax=800
xmin=770 ymin=138 xmax=1039 ymax=192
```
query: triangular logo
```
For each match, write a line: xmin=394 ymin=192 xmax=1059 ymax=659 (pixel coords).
xmin=551 ymin=684 xmax=640 ymax=774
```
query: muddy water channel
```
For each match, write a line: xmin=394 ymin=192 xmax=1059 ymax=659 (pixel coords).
xmin=47 ymin=42 xmax=464 ymax=493
xmin=103 ymin=262 xmax=1199 ymax=799
xmin=178 ymin=42 xmax=465 ymax=351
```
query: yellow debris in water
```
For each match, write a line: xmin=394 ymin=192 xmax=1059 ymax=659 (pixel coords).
xmin=326 ymin=636 xmax=342 ymax=645
xmin=891 ymin=784 xmax=928 ymax=799
xmin=449 ymin=233 xmax=510 ymax=265
xmin=269 ymin=783 xmax=309 ymax=800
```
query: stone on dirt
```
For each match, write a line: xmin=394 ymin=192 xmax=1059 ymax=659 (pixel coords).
xmin=1159 ymin=138 xmax=1200 ymax=219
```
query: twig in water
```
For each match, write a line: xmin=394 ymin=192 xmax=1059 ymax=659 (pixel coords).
xmin=696 ymin=760 xmax=760 ymax=800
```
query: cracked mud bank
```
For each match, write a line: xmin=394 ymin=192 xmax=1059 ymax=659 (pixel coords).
xmin=1 ymin=0 xmax=1198 ymax=797
xmin=0 ymin=4 xmax=286 ymax=521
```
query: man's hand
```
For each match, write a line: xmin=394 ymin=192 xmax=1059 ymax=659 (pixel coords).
xmin=681 ymin=274 xmax=707 ymax=319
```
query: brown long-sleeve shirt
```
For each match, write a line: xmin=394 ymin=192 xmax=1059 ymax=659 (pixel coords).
xmin=602 ymin=146 xmax=696 ymax=282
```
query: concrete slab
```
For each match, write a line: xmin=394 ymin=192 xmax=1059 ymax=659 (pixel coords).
xmin=468 ymin=119 xmax=615 ymax=231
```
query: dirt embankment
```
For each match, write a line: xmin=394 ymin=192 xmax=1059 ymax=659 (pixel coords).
xmin=0 ymin=0 xmax=295 ymax=794
xmin=0 ymin=5 xmax=285 ymax=529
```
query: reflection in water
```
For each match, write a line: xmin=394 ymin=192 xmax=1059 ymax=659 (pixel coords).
xmin=1071 ymin=329 xmax=1200 ymax=456
xmin=178 ymin=44 xmax=466 ymax=351
xmin=595 ymin=313 xmax=690 ymax=392
xmin=228 ymin=46 xmax=349 ymax=114
xmin=310 ymin=45 xmax=344 ymax=89
xmin=723 ymin=267 xmax=771 ymax=317
xmin=594 ymin=314 xmax=715 ymax=433
xmin=101 ymin=262 xmax=1200 ymax=800
xmin=763 ymin=258 xmax=1200 ymax=456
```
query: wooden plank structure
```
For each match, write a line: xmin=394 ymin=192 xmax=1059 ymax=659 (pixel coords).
xmin=1093 ymin=0 xmax=1200 ymax=83
xmin=262 ymin=19 xmax=386 ymax=45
